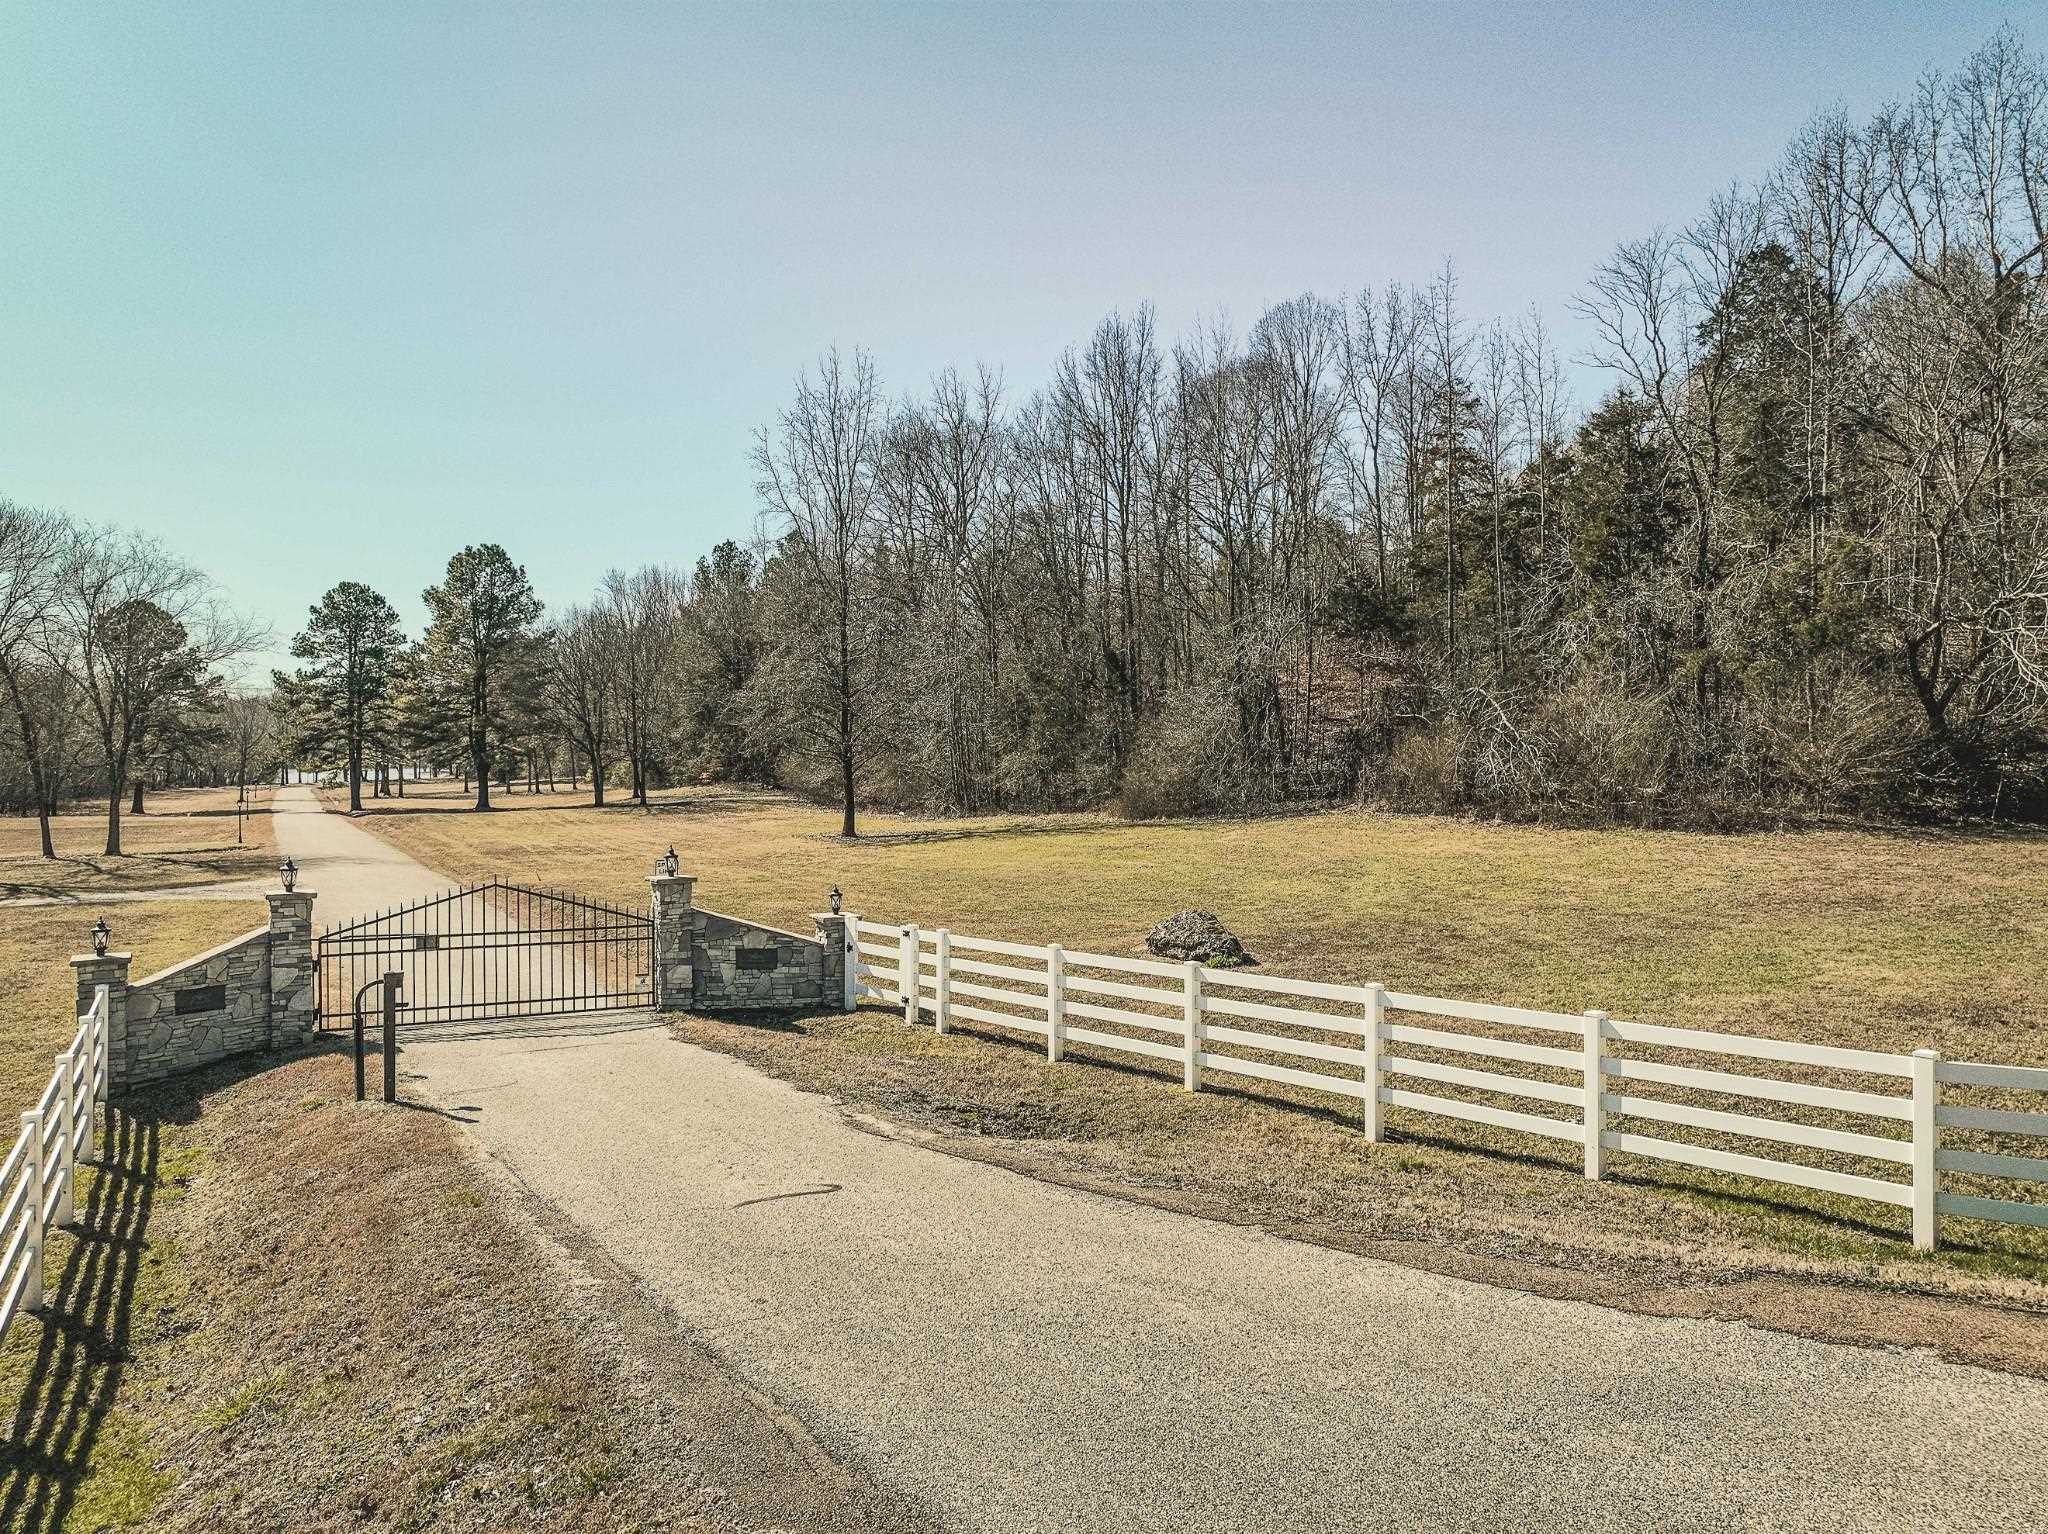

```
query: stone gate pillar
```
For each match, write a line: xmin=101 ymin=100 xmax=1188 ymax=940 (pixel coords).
xmin=71 ymin=949 xmax=131 ymax=1090
xmin=649 ymin=873 xmax=696 ymax=1012
xmin=266 ymin=889 xmax=317 ymax=1048
xmin=814 ymin=911 xmax=852 ymax=1011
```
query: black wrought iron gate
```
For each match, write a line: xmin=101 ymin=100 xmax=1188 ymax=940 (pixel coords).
xmin=315 ymin=881 xmax=654 ymax=1027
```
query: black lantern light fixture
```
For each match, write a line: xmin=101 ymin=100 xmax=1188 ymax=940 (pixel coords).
xmin=92 ymin=917 xmax=110 ymax=957
xmin=657 ymin=845 xmax=679 ymax=878
xmin=829 ymin=885 xmax=842 ymax=915
xmin=279 ymin=856 xmax=297 ymax=892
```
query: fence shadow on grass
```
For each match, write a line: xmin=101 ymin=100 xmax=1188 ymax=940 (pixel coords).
xmin=0 ymin=1102 xmax=162 ymax=1534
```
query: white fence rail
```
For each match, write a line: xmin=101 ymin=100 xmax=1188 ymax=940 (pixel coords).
xmin=840 ymin=916 xmax=2048 ymax=1252
xmin=0 ymin=986 xmax=110 ymax=1344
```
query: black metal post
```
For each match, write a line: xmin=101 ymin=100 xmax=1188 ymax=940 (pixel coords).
xmin=381 ymin=970 xmax=401 ymax=1103
xmin=351 ymin=975 xmax=382 ymax=1102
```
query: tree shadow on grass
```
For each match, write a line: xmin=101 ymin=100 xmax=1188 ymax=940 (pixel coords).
xmin=0 ymin=1102 xmax=162 ymax=1534
xmin=334 ymin=789 xmax=783 ymax=820
xmin=814 ymin=821 xmax=1134 ymax=849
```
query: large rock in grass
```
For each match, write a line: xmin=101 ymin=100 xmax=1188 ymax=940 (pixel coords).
xmin=1144 ymin=911 xmax=1255 ymax=967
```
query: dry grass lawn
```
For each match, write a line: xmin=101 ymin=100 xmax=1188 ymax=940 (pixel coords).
xmin=340 ymin=778 xmax=2048 ymax=1065
xmin=0 ymin=786 xmax=277 ymax=901
xmin=339 ymin=778 xmax=2048 ymax=1064
xmin=338 ymin=779 xmax=2048 ymax=1306
xmin=0 ymin=798 xmax=274 ymax=1521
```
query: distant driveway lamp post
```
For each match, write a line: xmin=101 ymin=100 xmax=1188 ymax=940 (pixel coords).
xmin=279 ymin=856 xmax=297 ymax=893
xmin=657 ymin=846 xmax=679 ymax=879
xmin=92 ymin=917 xmax=110 ymax=957
xmin=829 ymin=885 xmax=842 ymax=915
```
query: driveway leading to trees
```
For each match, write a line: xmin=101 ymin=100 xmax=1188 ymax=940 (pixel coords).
xmin=277 ymin=786 xmax=2046 ymax=1534
xmin=271 ymin=784 xmax=447 ymax=920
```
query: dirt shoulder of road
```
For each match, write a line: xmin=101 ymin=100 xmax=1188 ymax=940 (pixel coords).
xmin=0 ymin=1045 xmax=938 ymax=1534
xmin=671 ymin=1009 xmax=2048 ymax=1382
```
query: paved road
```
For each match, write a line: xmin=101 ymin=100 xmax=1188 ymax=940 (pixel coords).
xmin=273 ymin=785 xmax=447 ymax=919
xmin=276 ymin=786 xmax=2046 ymax=1533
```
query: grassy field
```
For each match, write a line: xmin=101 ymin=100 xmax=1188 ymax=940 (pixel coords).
xmin=337 ymin=778 xmax=2048 ymax=1316
xmin=1 ymin=786 xmax=275 ymax=1107
xmin=339 ymin=778 xmax=2048 ymax=1064
xmin=0 ymin=785 xmax=277 ymax=900
xmin=0 ymin=790 xmax=265 ymax=1525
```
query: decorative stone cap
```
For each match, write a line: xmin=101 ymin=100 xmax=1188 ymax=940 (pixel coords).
xmin=71 ymin=951 xmax=133 ymax=969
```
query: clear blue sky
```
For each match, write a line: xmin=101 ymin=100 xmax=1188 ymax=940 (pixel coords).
xmin=3 ymin=0 xmax=2038 ymax=677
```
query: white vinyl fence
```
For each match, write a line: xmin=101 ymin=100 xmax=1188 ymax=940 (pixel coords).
xmin=0 ymin=986 xmax=109 ymax=1344
xmin=841 ymin=917 xmax=2048 ymax=1253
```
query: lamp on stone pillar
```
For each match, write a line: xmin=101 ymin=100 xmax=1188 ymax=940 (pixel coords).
xmin=813 ymin=890 xmax=853 ymax=1012
xmin=648 ymin=861 xmax=695 ymax=1013
xmin=279 ymin=856 xmax=297 ymax=892
xmin=72 ymin=944 xmax=131 ymax=1096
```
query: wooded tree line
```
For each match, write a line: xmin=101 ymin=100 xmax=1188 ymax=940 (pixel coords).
xmin=265 ymin=544 xmax=773 ymax=819
xmin=735 ymin=31 xmax=2048 ymax=828
xmin=0 ymin=503 xmax=268 ymax=854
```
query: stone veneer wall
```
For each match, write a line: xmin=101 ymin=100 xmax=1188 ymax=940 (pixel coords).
xmin=124 ymin=927 xmax=273 ymax=1085
xmin=72 ymin=889 xmax=318 ymax=1092
xmin=691 ymin=908 xmax=828 ymax=1011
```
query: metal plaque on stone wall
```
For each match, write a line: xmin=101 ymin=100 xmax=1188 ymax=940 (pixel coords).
xmin=174 ymin=984 xmax=227 ymax=1015
xmin=736 ymin=947 xmax=780 ymax=972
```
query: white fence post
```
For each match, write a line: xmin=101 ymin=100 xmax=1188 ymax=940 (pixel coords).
xmin=95 ymin=984 xmax=111 ymax=1111
xmin=900 ymin=925 xmax=919 ymax=1024
xmin=841 ymin=914 xmax=860 ymax=1011
xmin=52 ymin=1050 xmax=76 ymax=1230
xmin=1182 ymin=961 xmax=1203 ymax=1092
xmin=1582 ymin=1010 xmax=1608 ymax=1180
xmin=21 ymin=1111 xmax=43 ymax=1314
xmin=78 ymin=1013 xmax=97 ymax=1167
xmin=1912 ymin=1048 xmax=1941 ymax=1252
xmin=935 ymin=929 xmax=952 ymax=1035
xmin=1362 ymin=983 xmax=1386 ymax=1142
xmin=1047 ymin=945 xmax=1066 ymax=1062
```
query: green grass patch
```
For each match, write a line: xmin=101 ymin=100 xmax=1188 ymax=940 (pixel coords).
xmin=201 ymin=1368 xmax=294 ymax=1432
